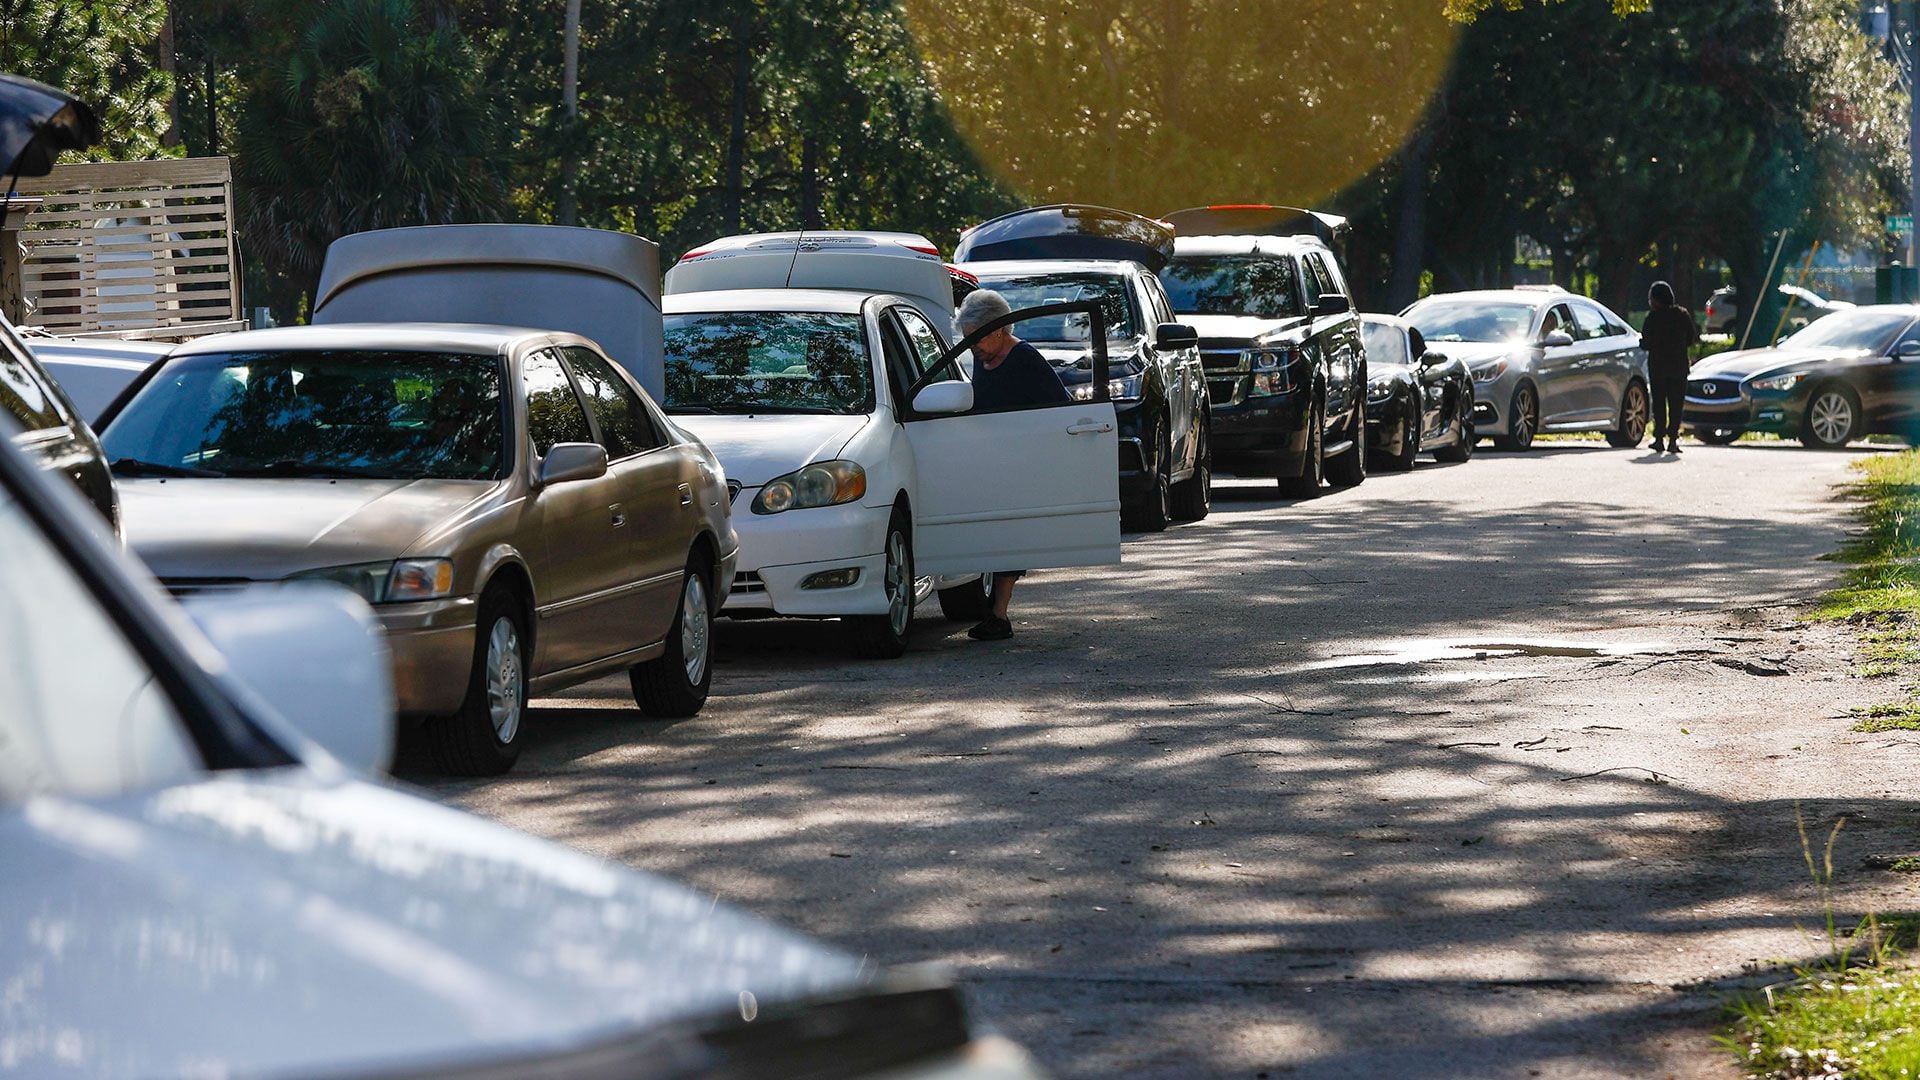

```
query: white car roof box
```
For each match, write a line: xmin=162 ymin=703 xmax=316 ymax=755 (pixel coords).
xmin=665 ymin=231 xmax=957 ymax=338
xmin=1164 ymin=205 xmax=1349 ymax=245
xmin=312 ymin=224 xmax=666 ymax=396
xmin=952 ymin=205 xmax=1175 ymax=273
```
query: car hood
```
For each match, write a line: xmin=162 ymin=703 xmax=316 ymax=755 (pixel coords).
xmin=120 ymin=477 xmax=495 ymax=581
xmin=672 ymin=413 xmax=869 ymax=487
xmin=1178 ymin=314 xmax=1307 ymax=345
xmin=3 ymin=773 xmax=868 ymax=1078
xmin=1688 ymin=345 xmax=1863 ymax=381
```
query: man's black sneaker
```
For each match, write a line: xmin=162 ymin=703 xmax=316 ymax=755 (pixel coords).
xmin=968 ymin=617 xmax=1013 ymax=641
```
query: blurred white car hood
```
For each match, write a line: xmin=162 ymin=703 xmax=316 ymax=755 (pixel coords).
xmin=1 ymin=772 xmax=867 ymax=1078
xmin=673 ymin=414 xmax=870 ymax=487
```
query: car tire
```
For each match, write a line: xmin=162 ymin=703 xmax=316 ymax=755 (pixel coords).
xmin=1801 ymin=383 xmax=1861 ymax=449
xmin=1378 ymin=393 xmax=1420 ymax=472
xmin=631 ymin=553 xmax=715 ymax=717
xmin=1279 ymin=391 xmax=1324 ymax=499
xmin=425 ymin=584 xmax=527 ymax=777
xmin=1123 ymin=422 xmax=1173 ymax=532
xmin=1605 ymin=381 xmax=1649 ymax=448
xmin=938 ymin=574 xmax=992 ymax=621
xmin=849 ymin=508 xmax=915 ymax=659
xmin=1494 ymin=383 xmax=1538 ymax=452
xmin=1693 ymin=425 xmax=1743 ymax=446
xmin=1169 ymin=415 xmax=1211 ymax=522
xmin=1325 ymin=403 xmax=1367 ymax=488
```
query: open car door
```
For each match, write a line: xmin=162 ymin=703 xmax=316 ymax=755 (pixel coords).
xmin=902 ymin=302 xmax=1121 ymax=576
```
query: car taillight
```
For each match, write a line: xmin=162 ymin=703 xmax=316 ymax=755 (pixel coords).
xmin=679 ymin=249 xmax=712 ymax=261
xmin=899 ymin=243 xmax=941 ymax=256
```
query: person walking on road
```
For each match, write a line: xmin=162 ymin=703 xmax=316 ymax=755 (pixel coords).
xmin=1642 ymin=280 xmax=1699 ymax=454
xmin=955 ymin=288 xmax=1069 ymax=642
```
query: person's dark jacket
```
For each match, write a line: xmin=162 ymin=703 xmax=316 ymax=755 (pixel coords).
xmin=1641 ymin=305 xmax=1699 ymax=377
xmin=973 ymin=341 xmax=1070 ymax=412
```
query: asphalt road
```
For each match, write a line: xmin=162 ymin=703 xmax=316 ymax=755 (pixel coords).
xmin=422 ymin=439 xmax=1920 ymax=1079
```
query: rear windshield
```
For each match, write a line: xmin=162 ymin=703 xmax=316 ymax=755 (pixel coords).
xmin=1403 ymin=300 xmax=1536 ymax=344
xmin=662 ymin=311 xmax=874 ymax=415
xmin=964 ymin=272 xmax=1139 ymax=341
xmin=101 ymin=350 xmax=506 ymax=480
xmin=1158 ymin=256 xmax=1303 ymax=319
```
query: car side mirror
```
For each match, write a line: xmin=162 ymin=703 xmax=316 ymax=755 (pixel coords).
xmin=538 ymin=442 xmax=608 ymax=485
xmin=1421 ymin=349 xmax=1448 ymax=366
xmin=1311 ymin=294 xmax=1351 ymax=318
xmin=1155 ymin=322 xmax=1199 ymax=349
xmin=912 ymin=379 xmax=975 ymax=415
xmin=1896 ymin=340 xmax=1920 ymax=360
xmin=1542 ymin=330 xmax=1574 ymax=348
xmin=183 ymin=585 xmax=395 ymax=774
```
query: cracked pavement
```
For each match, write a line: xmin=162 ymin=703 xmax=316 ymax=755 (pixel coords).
xmin=418 ymin=440 xmax=1920 ymax=1078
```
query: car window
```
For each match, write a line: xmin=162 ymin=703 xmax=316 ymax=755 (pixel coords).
xmin=894 ymin=307 xmax=947 ymax=378
xmin=1361 ymin=322 xmax=1410 ymax=366
xmin=1140 ymin=276 xmax=1174 ymax=327
xmin=1403 ymin=299 xmax=1535 ymax=343
xmin=964 ymin=271 xmax=1140 ymax=341
xmin=102 ymin=349 xmax=507 ymax=480
xmin=1305 ymin=254 xmax=1338 ymax=297
xmin=0 ymin=338 xmax=65 ymax=433
xmin=663 ymin=311 xmax=875 ymax=416
xmin=562 ymin=346 xmax=661 ymax=457
xmin=0 ymin=484 xmax=200 ymax=804
xmin=1158 ymin=256 xmax=1303 ymax=319
xmin=1781 ymin=310 xmax=1914 ymax=352
xmin=1567 ymin=303 xmax=1608 ymax=341
xmin=1318 ymin=252 xmax=1350 ymax=297
xmin=1541 ymin=304 xmax=1576 ymax=341
xmin=1299 ymin=257 xmax=1322 ymax=307
xmin=524 ymin=348 xmax=593 ymax=456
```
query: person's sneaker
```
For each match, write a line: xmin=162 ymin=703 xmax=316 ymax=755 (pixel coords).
xmin=967 ymin=616 xmax=1013 ymax=641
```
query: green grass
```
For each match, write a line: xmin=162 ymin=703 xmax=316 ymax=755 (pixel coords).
xmin=1811 ymin=452 xmax=1920 ymax=624
xmin=1726 ymin=966 xmax=1920 ymax=1079
xmin=1851 ymin=701 xmax=1920 ymax=733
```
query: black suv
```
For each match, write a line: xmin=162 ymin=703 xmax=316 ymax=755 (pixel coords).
xmin=1158 ymin=205 xmax=1366 ymax=497
xmin=955 ymin=205 xmax=1212 ymax=531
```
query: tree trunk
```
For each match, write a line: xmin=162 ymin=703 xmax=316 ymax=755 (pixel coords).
xmin=1595 ymin=233 xmax=1636 ymax=315
xmin=800 ymin=131 xmax=822 ymax=229
xmin=558 ymin=0 xmax=581 ymax=227
xmin=1386 ymin=118 xmax=1434 ymax=310
xmin=723 ymin=12 xmax=752 ymax=233
xmin=204 ymin=53 xmax=218 ymax=155
xmin=158 ymin=4 xmax=180 ymax=148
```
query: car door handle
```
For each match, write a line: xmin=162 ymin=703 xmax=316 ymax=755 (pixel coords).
xmin=609 ymin=503 xmax=626 ymax=527
xmin=1067 ymin=420 xmax=1114 ymax=436
xmin=678 ymin=483 xmax=694 ymax=506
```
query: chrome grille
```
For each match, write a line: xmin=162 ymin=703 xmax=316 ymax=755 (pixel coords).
xmin=1200 ymin=348 xmax=1249 ymax=373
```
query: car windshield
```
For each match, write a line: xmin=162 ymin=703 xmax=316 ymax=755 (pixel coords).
xmin=965 ymin=272 xmax=1139 ymax=341
xmin=1780 ymin=310 xmax=1912 ymax=352
xmin=663 ymin=311 xmax=873 ymax=415
xmin=1404 ymin=300 xmax=1537 ymax=343
xmin=101 ymin=350 xmax=506 ymax=480
xmin=1158 ymin=256 xmax=1303 ymax=318
xmin=1362 ymin=322 xmax=1410 ymax=366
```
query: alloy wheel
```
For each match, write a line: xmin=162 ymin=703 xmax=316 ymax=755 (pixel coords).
xmin=884 ymin=528 xmax=911 ymax=637
xmin=1513 ymin=386 xmax=1537 ymax=446
xmin=484 ymin=615 xmax=523 ymax=744
xmin=1810 ymin=390 xmax=1855 ymax=446
xmin=1623 ymin=384 xmax=1648 ymax=441
xmin=680 ymin=571 xmax=711 ymax=685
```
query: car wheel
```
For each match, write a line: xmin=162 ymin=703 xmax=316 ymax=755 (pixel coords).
xmin=1123 ymin=422 xmax=1173 ymax=532
xmin=1605 ymin=381 xmax=1649 ymax=448
xmin=1325 ymin=402 xmax=1367 ymax=488
xmin=631 ymin=553 xmax=715 ymax=716
xmin=937 ymin=574 xmax=993 ymax=621
xmin=425 ymin=584 xmax=527 ymax=776
xmin=1380 ymin=394 xmax=1420 ymax=472
xmin=1802 ymin=384 xmax=1861 ymax=449
xmin=1693 ymin=425 xmax=1743 ymax=446
xmin=1494 ymin=383 xmax=1538 ymax=451
xmin=1169 ymin=414 xmax=1211 ymax=522
xmin=849 ymin=508 xmax=915 ymax=658
xmin=1279 ymin=391 xmax=1324 ymax=499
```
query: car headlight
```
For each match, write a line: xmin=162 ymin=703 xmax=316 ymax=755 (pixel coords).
xmin=288 ymin=558 xmax=456 ymax=604
xmin=752 ymin=459 xmax=867 ymax=514
xmin=1069 ymin=372 xmax=1145 ymax=402
xmin=1471 ymin=360 xmax=1509 ymax=384
xmin=1249 ymin=347 xmax=1296 ymax=396
xmin=1749 ymin=372 xmax=1806 ymax=392
xmin=1367 ymin=377 xmax=1396 ymax=402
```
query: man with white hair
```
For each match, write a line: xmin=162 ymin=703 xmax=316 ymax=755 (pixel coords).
xmin=954 ymin=288 xmax=1069 ymax=641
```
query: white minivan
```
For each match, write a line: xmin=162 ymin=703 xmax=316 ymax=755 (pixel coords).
xmin=663 ymin=232 xmax=1122 ymax=657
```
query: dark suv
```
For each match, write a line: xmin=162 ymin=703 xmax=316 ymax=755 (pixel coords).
xmin=955 ymin=206 xmax=1211 ymax=531
xmin=1158 ymin=205 xmax=1366 ymax=497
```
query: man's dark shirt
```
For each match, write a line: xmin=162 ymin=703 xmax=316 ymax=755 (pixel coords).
xmin=1641 ymin=305 xmax=1699 ymax=377
xmin=974 ymin=341 xmax=1071 ymax=412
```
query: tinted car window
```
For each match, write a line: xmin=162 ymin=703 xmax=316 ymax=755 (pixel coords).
xmin=965 ymin=271 xmax=1139 ymax=341
xmin=0 ymin=340 xmax=64 ymax=432
xmin=1299 ymin=258 xmax=1322 ymax=307
xmin=563 ymin=346 xmax=660 ymax=457
xmin=1159 ymin=256 xmax=1302 ymax=319
xmin=1305 ymin=253 xmax=1338 ymax=297
xmin=1361 ymin=322 xmax=1410 ymax=366
xmin=104 ymin=350 xmax=507 ymax=479
xmin=524 ymin=348 xmax=593 ymax=456
xmin=663 ymin=311 xmax=874 ymax=415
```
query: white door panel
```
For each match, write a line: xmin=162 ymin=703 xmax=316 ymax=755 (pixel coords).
xmin=905 ymin=402 xmax=1122 ymax=576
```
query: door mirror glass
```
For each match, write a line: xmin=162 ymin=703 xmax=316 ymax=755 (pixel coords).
xmin=184 ymin=585 xmax=395 ymax=774
xmin=1895 ymin=339 xmax=1920 ymax=360
xmin=912 ymin=379 xmax=975 ymax=415
xmin=1155 ymin=322 xmax=1199 ymax=349
xmin=1311 ymin=293 xmax=1351 ymax=318
xmin=1542 ymin=330 xmax=1574 ymax=348
xmin=538 ymin=441 xmax=608 ymax=485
